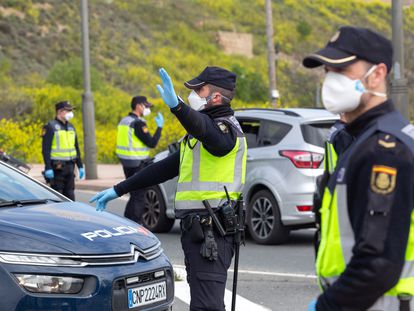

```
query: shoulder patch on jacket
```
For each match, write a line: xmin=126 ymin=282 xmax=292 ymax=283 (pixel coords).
xmin=142 ymin=126 xmax=149 ymax=133
xmin=217 ymin=122 xmax=229 ymax=133
xmin=370 ymin=165 xmax=397 ymax=194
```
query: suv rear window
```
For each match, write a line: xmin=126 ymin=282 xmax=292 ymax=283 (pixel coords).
xmin=301 ymin=122 xmax=335 ymax=147
xmin=260 ymin=120 xmax=292 ymax=146
xmin=239 ymin=120 xmax=260 ymax=148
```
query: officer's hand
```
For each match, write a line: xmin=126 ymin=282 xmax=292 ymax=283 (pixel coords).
xmin=79 ymin=167 xmax=85 ymax=180
xmin=156 ymin=68 xmax=178 ymax=109
xmin=89 ymin=188 xmax=119 ymax=211
xmin=155 ymin=112 xmax=164 ymax=128
xmin=45 ymin=169 xmax=54 ymax=179
xmin=200 ymin=228 xmax=218 ymax=261
xmin=308 ymin=299 xmax=317 ymax=311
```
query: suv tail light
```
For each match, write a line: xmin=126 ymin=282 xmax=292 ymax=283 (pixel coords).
xmin=279 ymin=150 xmax=323 ymax=169
xmin=296 ymin=205 xmax=313 ymax=212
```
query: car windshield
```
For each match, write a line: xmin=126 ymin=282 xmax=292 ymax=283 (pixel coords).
xmin=301 ymin=121 xmax=336 ymax=148
xmin=0 ymin=163 xmax=63 ymax=204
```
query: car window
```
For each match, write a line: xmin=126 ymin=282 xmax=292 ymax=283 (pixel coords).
xmin=0 ymin=163 xmax=63 ymax=203
xmin=301 ymin=122 xmax=335 ymax=148
xmin=260 ymin=120 xmax=292 ymax=146
xmin=238 ymin=119 xmax=260 ymax=148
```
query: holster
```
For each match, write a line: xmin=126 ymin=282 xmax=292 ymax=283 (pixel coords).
xmin=181 ymin=215 xmax=204 ymax=243
xmin=52 ymin=160 xmax=65 ymax=171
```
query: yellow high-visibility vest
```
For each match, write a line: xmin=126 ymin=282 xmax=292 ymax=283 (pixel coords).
xmin=116 ymin=116 xmax=150 ymax=160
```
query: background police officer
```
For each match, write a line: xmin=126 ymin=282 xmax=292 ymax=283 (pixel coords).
xmin=116 ymin=96 xmax=164 ymax=224
xmin=304 ymin=26 xmax=414 ymax=311
xmin=91 ymin=66 xmax=246 ymax=311
xmin=42 ymin=101 xmax=84 ymax=200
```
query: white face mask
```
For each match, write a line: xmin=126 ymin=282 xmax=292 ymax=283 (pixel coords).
xmin=322 ymin=65 xmax=387 ymax=114
xmin=143 ymin=107 xmax=151 ymax=117
xmin=188 ymin=90 xmax=208 ymax=111
xmin=64 ymin=111 xmax=74 ymax=121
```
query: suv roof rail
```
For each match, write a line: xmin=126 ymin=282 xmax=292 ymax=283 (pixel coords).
xmin=234 ymin=108 xmax=300 ymax=117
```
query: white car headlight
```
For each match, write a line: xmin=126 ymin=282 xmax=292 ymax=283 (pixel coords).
xmin=14 ymin=274 xmax=84 ymax=294
xmin=0 ymin=254 xmax=80 ymax=266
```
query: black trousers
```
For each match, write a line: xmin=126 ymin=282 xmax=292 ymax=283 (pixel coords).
xmin=180 ymin=222 xmax=235 ymax=311
xmin=51 ymin=161 xmax=75 ymax=201
xmin=122 ymin=165 xmax=146 ymax=224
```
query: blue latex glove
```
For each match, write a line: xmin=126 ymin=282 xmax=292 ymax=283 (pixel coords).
xmin=79 ymin=167 xmax=85 ymax=180
xmin=156 ymin=68 xmax=179 ymax=108
xmin=308 ymin=299 xmax=317 ymax=311
xmin=155 ymin=112 xmax=164 ymax=128
xmin=44 ymin=169 xmax=54 ymax=179
xmin=89 ymin=188 xmax=119 ymax=211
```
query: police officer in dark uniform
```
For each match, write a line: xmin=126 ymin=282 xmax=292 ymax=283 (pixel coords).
xmin=116 ymin=96 xmax=164 ymax=223
xmin=42 ymin=101 xmax=84 ymax=200
xmin=91 ymin=66 xmax=247 ymax=311
xmin=304 ymin=26 xmax=414 ymax=311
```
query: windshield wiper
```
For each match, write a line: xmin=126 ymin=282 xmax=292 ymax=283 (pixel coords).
xmin=0 ymin=199 xmax=62 ymax=207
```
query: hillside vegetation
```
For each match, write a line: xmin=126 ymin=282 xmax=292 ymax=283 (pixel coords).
xmin=0 ymin=0 xmax=413 ymax=163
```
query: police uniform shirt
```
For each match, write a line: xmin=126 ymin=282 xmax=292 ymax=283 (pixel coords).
xmin=41 ymin=118 xmax=83 ymax=170
xmin=317 ymin=101 xmax=414 ymax=310
xmin=114 ymin=101 xmax=238 ymax=214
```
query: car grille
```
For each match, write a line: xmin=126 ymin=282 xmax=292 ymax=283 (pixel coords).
xmin=0 ymin=242 xmax=163 ymax=267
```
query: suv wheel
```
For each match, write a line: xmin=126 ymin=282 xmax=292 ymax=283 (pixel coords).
xmin=247 ymin=189 xmax=289 ymax=244
xmin=142 ymin=186 xmax=174 ymax=233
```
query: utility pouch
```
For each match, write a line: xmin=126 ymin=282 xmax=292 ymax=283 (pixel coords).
xmin=190 ymin=215 xmax=204 ymax=243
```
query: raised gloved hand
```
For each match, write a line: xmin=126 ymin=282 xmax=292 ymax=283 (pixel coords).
xmin=89 ymin=188 xmax=119 ymax=211
xmin=308 ymin=299 xmax=317 ymax=311
xmin=79 ymin=167 xmax=85 ymax=180
xmin=156 ymin=68 xmax=179 ymax=108
xmin=155 ymin=112 xmax=164 ymax=128
xmin=200 ymin=226 xmax=218 ymax=261
xmin=44 ymin=169 xmax=54 ymax=179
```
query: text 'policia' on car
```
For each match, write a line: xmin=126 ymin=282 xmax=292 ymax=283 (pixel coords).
xmin=0 ymin=161 xmax=174 ymax=311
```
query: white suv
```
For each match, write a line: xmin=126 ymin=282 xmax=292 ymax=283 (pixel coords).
xmin=142 ymin=108 xmax=337 ymax=244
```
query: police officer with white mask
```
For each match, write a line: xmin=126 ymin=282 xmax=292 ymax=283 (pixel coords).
xmin=304 ymin=26 xmax=414 ymax=311
xmin=91 ymin=66 xmax=247 ymax=311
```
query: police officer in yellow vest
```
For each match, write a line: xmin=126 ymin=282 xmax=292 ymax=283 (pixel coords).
xmin=304 ymin=26 xmax=414 ymax=311
xmin=91 ymin=66 xmax=247 ymax=310
xmin=116 ymin=96 xmax=164 ymax=223
xmin=42 ymin=101 xmax=84 ymax=200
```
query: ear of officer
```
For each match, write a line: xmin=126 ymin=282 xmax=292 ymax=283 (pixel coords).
xmin=303 ymin=26 xmax=414 ymax=311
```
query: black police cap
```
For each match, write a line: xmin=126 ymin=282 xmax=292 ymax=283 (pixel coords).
xmin=184 ymin=66 xmax=237 ymax=91
xmin=131 ymin=96 xmax=152 ymax=109
xmin=55 ymin=101 xmax=73 ymax=111
xmin=303 ymin=26 xmax=393 ymax=72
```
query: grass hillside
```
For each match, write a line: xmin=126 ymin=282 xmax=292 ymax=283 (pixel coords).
xmin=0 ymin=0 xmax=413 ymax=162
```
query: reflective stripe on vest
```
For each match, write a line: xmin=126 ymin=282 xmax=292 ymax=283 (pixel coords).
xmin=50 ymin=122 xmax=77 ymax=161
xmin=116 ymin=116 xmax=150 ymax=160
xmin=174 ymin=119 xmax=247 ymax=211
xmin=324 ymin=141 xmax=338 ymax=175
xmin=316 ymin=110 xmax=414 ymax=310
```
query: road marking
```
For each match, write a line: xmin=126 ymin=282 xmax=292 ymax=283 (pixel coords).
xmin=174 ymin=264 xmax=316 ymax=279
xmin=173 ymin=266 xmax=271 ymax=311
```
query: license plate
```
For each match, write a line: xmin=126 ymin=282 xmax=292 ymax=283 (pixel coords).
xmin=128 ymin=281 xmax=166 ymax=309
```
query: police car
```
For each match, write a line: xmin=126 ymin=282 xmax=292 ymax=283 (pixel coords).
xmin=0 ymin=161 xmax=174 ymax=311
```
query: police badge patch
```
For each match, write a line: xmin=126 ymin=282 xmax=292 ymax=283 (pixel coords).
xmin=370 ymin=165 xmax=397 ymax=194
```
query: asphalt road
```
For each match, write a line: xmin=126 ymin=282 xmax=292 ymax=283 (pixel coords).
xmin=77 ymin=190 xmax=320 ymax=311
